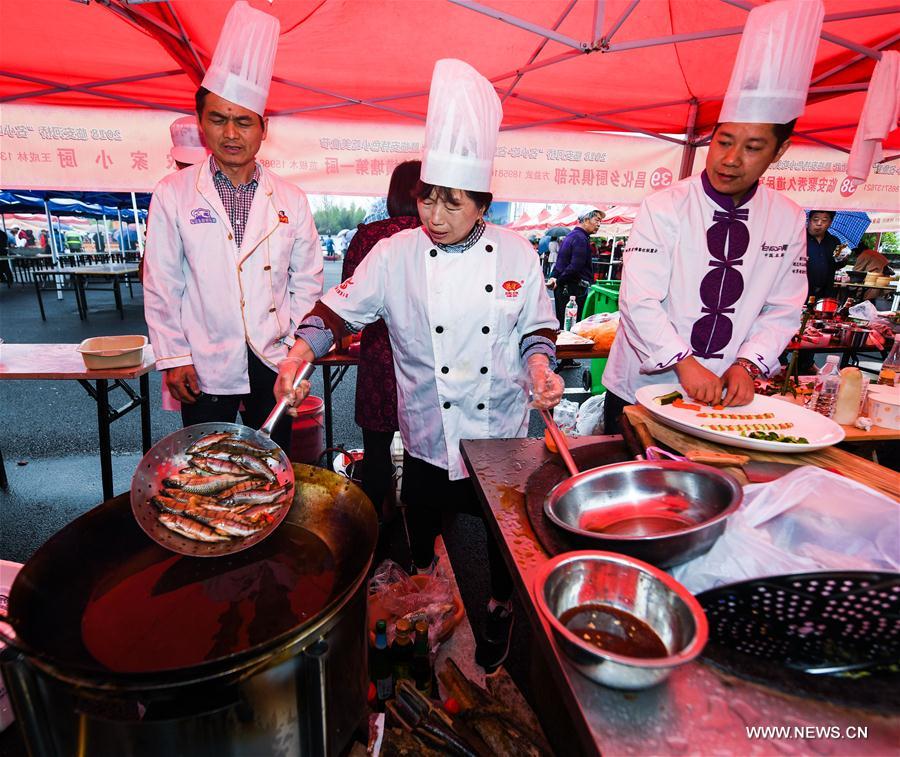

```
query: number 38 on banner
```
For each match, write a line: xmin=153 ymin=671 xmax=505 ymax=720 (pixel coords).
xmin=839 ymin=177 xmax=858 ymax=198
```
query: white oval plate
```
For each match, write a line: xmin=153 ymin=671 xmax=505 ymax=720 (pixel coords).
xmin=635 ymin=383 xmax=845 ymax=453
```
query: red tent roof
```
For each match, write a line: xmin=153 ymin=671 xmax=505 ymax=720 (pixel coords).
xmin=1 ymin=0 xmax=897 ymax=153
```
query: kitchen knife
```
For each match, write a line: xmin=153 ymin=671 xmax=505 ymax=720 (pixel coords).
xmin=683 ymin=450 xmax=804 ymax=483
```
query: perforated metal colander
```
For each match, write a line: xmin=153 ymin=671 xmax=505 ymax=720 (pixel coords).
xmin=698 ymin=572 xmax=900 ymax=678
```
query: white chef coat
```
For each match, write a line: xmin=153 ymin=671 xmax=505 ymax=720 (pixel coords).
xmin=143 ymin=161 xmax=323 ymax=394
xmin=321 ymin=225 xmax=557 ymax=480
xmin=604 ymin=172 xmax=807 ymax=403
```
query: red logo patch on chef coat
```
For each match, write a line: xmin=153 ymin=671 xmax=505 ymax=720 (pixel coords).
xmin=334 ymin=278 xmax=353 ymax=298
xmin=278 ymin=210 xmax=289 ymax=223
xmin=502 ymin=280 xmax=523 ymax=299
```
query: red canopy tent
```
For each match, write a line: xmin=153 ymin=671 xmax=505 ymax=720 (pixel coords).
xmin=1 ymin=0 xmax=897 ymax=203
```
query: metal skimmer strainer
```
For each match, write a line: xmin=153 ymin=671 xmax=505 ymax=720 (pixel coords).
xmin=697 ymin=571 xmax=900 ymax=711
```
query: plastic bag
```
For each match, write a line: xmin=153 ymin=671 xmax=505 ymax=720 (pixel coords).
xmin=848 ymin=300 xmax=879 ymax=322
xmin=575 ymin=393 xmax=606 ymax=436
xmin=671 ymin=467 xmax=900 ymax=595
xmin=572 ymin=312 xmax=619 ymax=351
xmin=367 ymin=559 xmax=457 ymax=648
xmin=552 ymin=399 xmax=579 ymax=435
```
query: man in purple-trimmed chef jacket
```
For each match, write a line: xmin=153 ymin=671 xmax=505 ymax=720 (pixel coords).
xmin=602 ymin=0 xmax=822 ymax=434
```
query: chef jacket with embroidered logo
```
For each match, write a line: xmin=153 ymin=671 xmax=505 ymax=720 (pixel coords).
xmin=143 ymin=160 xmax=323 ymax=394
xmin=604 ymin=171 xmax=808 ymax=403
xmin=319 ymin=225 xmax=557 ymax=480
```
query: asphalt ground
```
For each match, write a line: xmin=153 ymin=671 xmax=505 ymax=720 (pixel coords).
xmin=0 ymin=259 xmax=590 ymax=724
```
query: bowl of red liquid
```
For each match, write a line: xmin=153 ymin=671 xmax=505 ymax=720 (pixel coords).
xmin=543 ymin=460 xmax=742 ymax=568
xmin=533 ymin=551 xmax=708 ymax=689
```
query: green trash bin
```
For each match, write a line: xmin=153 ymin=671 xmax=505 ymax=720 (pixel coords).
xmin=581 ymin=280 xmax=620 ymax=395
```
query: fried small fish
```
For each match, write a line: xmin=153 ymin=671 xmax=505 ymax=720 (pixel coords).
xmin=208 ymin=438 xmax=279 ymax=460
xmin=238 ymin=503 xmax=285 ymax=522
xmin=157 ymin=512 xmax=230 ymax=542
xmin=190 ymin=456 xmax=251 ymax=476
xmin=221 ymin=483 xmax=291 ymax=507
xmin=162 ymin=472 xmax=248 ymax=494
xmin=186 ymin=432 xmax=233 ymax=455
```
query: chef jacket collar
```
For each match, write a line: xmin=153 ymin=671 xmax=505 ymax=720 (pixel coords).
xmin=700 ymin=169 xmax=759 ymax=212
xmin=209 ymin=155 xmax=260 ymax=189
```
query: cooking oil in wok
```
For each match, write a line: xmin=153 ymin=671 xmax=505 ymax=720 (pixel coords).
xmin=81 ymin=525 xmax=336 ymax=673
xmin=559 ymin=604 xmax=668 ymax=658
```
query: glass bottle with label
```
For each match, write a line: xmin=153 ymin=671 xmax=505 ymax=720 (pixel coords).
xmin=391 ymin=618 xmax=414 ymax=683
xmin=411 ymin=619 xmax=433 ymax=697
xmin=370 ymin=619 xmax=393 ymax=710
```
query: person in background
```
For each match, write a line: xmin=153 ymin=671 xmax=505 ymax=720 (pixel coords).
xmin=547 ymin=209 xmax=604 ymax=327
xmin=603 ymin=0 xmax=817 ymax=434
xmin=341 ymin=160 xmax=421 ymax=535
xmin=546 ymin=234 xmax=560 ymax=277
xmin=324 ymin=236 xmax=335 ymax=255
xmin=14 ymin=228 xmax=27 ymax=248
xmin=806 ymin=209 xmax=841 ymax=300
xmin=853 ymin=242 xmax=894 ymax=301
xmin=276 ymin=59 xmax=563 ymax=674
xmin=143 ymin=1 xmax=322 ymax=451
xmin=0 ymin=227 xmax=11 ymax=284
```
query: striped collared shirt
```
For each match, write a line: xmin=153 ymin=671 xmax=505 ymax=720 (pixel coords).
xmin=210 ymin=155 xmax=260 ymax=248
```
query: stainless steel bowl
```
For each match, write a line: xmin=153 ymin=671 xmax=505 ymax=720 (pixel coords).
xmin=533 ymin=551 xmax=708 ymax=689
xmin=544 ymin=460 xmax=742 ymax=568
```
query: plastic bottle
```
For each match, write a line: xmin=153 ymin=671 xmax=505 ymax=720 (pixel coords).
xmin=809 ymin=355 xmax=841 ymax=417
xmin=370 ymin=619 xmax=393 ymax=710
xmin=564 ymin=296 xmax=578 ymax=331
xmin=877 ymin=340 xmax=900 ymax=386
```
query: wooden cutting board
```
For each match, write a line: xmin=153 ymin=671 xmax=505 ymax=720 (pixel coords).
xmin=624 ymin=405 xmax=900 ymax=501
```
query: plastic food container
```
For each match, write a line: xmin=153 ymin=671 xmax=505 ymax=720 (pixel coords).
xmin=866 ymin=388 xmax=900 ymax=430
xmin=76 ymin=335 xmax=147 ymax=370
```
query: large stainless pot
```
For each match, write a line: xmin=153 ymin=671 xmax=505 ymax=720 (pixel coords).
xmin=0 ymin=464 xmax=377 ymax=757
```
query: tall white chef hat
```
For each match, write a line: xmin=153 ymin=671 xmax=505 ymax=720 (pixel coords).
xmin=719 ymin=0 xmax=824 ymax=125
xmin=169 ymin=116 xmax=208 ymax=165
xmin=421 ymin=59 xmax=502 ymax=192
xmin=201 ymin=0 xmax=280 ymax=117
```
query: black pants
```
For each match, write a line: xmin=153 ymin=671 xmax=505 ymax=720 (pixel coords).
xmin=553 ymin=280 xmax=588 ymax=329
xmin=602 ymin=389 xmax=629 ymax=437
xmin=401 ymin=453 xmax=513 ymax=602
xmin=180 ymin=347 xmax=292 ymax=451
xmin=361 ymin=428 xmax=396 ymax=521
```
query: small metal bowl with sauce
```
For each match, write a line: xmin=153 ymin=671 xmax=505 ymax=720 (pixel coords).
xmin=534 ymin=551 xmax=708 ymax=690
xmin=544 ymin=460 xmax=742 ymax=567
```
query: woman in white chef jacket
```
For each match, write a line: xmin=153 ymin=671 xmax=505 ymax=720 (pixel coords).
xmin=276 ymin=60 xmax=564 ymax=673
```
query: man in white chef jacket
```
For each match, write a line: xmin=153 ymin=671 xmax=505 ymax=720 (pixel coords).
xmin=603 ymin=0 xmax=822 ymax=434
xmin=276 ymin=59 xmax=564 ymax=673
xmin=143 ymin=2 xmax=322 ymax=449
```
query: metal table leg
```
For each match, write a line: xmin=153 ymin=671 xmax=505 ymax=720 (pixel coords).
xmin=33 ymin=275 xmax=46 ymax=321
xmin=95 ymin=379 xmax=114 ymax=500
xmin=75 ymin=275 xmax=87 ymax=320
xmin=113 ymin=277 xmax=124 ymax=319
xmin=0 ymin=446 xmax=8 ymax=490
xmin=323 ymin=364 xmax=334 ymax=452
xmin=140 ymin=373 xmax=152 ymax=453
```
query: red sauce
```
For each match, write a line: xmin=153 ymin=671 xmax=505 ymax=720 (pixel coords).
xmin=81 ymin=524 xmax=336 ymax=673
xmin=578 ymin=494 xmax=694 ymax=535
xmin=559 ymin=604 xmax=668 ymax=658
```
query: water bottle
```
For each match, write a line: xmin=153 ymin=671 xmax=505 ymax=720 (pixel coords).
xmin=564 ymin=296 xmax=578 ymax=331
xmin=809 ymin=355 xmax=841 ymax=417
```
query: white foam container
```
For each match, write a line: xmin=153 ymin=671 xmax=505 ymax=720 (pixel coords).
xmin=76 ymin=335 xmax=147 ymax=370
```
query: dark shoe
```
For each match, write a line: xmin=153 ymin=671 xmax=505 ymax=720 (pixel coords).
xmin=475 ymin=605 xmax=514 ymax=673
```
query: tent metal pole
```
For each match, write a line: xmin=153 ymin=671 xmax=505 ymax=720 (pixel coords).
xmin=489 ymin=50 xmax=584 ymax=84
xmin=448 ymin=0 xmax=588 ymax=51
xmin=165 ymin=0 xmax=207 ymax=76
xmin=808 ymin=83 xmax=868 ymax=94
xmin=0 ymin=69 xmax=181 ymax=104
xmin=501 ymin=0 xmax=578 ymax=103
xmin=679 ymin=100 xmax=699 ymax=180
xmin=102 ymin=214 xmax=112 ymax=251
xmin=43 ymin=200 xmax=62 ymax=300
xmin=607 ymin=25 xmax=744 ymax=52
xmin=793 ymin=133 xmax=851 ymax=155
xmin=811 ymin=31 xmax=900 ymax=85
xmin=718 ymin=0 xmax=885 ymax=60
xmin=592 ymin=0 xmax=607 ymax=44
xmin=131 ymin=192 xmax=144 ymax=254
xmin=117 ymin=207 xmax=126 ymax=251
xmin=270 ymin=76 xmax=426 ymax=121
xmin=0 ymin=71 xmax=192 ymax=112
xmin=602 ymin=0 xmax=640 ymax=45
